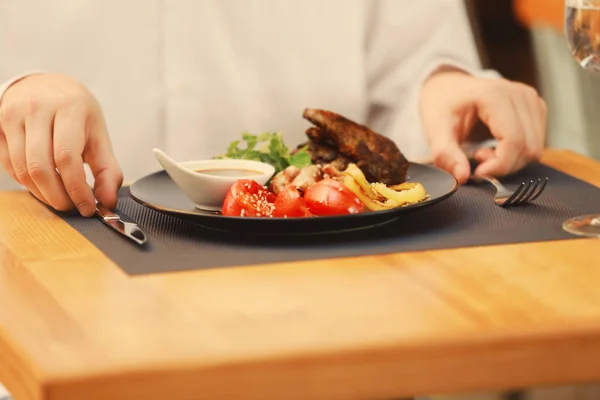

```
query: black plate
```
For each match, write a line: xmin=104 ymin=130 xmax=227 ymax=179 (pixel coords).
xmin=129 ymin=163 xmax=459 ymax=235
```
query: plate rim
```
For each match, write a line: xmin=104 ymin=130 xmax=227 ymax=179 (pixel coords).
xmin=128 ymin=162 xmax=459 ymax=222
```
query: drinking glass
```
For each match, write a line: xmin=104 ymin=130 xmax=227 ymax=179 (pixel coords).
xmin=562 ymin=0 xmax=600 ymax=237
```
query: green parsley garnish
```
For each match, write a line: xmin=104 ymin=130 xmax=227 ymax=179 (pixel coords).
xmin=215 ymin=132 xmax=312 ymax=174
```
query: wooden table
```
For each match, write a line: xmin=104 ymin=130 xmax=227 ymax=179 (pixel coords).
xmin=1 ymin=149 xmax=600 ymax=400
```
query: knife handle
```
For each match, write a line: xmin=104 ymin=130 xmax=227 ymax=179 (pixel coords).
xmin=95 ymin=203 xmax=120 ymax=221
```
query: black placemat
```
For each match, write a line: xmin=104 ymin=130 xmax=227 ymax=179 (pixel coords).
xmin=55 ymin=162 xmax=600 ymax=275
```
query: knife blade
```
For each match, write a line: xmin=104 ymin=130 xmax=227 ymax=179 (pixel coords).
xmin=95 ymin=202 xmax=148 ymax=245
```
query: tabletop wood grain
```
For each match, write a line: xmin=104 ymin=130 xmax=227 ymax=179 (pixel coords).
xmin=1 ymin=149 xmax=600 ymax=400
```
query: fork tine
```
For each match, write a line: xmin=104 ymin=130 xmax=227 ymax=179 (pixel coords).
xmin=512 ymin=181 xmax=534 ymax=205
xmin=518 ymin=180 xmax=540 ymax=203
xmin=528 ymin=177 xmax=548 ymax=201
xmin=501 ymin=182 xmax=527 ymax=207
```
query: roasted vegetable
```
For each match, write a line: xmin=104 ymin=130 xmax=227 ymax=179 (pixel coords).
xmin=342 ymin=163 xmax=428 ymax=211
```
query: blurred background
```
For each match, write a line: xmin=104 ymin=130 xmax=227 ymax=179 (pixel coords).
xmin=466 ymin=0 xmax=600 ymax=161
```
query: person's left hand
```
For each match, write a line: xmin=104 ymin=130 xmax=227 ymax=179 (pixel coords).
xmin=420 ymin=70 xmax=547 ymax=184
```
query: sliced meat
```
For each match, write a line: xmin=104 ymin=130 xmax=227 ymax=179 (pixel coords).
xmin=268 ymin=165 xmax=325 ymax=195
xmin=268 ymin=165 xmax=301 ymax=195
xmin=291 ymin=165 xmax=323 ymax=191
xmin=321 ymin=163 xmax=343 ymax=178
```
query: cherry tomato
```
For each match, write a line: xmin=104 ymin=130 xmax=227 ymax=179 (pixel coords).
xmin=316 ymin=178 xmax=345 ymax=189
xmin=272 ymin=185 xmax=312 ymax=218
xmin=303 ymin=179 xmax=364 ymax=216
xmin=222 ymin=179 xmax=276 ymax=217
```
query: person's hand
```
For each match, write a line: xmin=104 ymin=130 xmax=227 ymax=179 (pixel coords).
xmin=0 ymin=73 xmax=123 ymax=216
xmin=420 ymin=70 xmax=547 ymax=184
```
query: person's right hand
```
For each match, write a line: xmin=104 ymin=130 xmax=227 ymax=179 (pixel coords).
xmin=0 ymin=73 xmax=123 ymax=217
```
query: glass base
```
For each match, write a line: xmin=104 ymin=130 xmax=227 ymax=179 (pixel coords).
xmin=562 ymin=214 xmax=600 ymax=238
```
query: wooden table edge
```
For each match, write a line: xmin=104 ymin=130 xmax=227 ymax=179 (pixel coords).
xmin=43 ymin=319 xmax=600 ymax=399
xmin=0 ymin=331 xmax=44 ymax=400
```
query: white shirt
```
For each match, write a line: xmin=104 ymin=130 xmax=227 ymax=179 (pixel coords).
xmin=0 ymin=0 xmax=495 ymax=187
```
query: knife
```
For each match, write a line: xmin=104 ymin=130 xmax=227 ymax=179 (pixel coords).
xmin=95 ymin=202 xmax=148 ymax=245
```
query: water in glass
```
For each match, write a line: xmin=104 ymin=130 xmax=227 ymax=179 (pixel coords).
xmin=563 ymin=0 xmax=600 ymax=237
xmin=566 ymin=0 xmax=600 ymax=72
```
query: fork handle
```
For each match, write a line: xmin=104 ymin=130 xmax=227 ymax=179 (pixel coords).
xmin=469 ymin=175 xmax=504 ymax=191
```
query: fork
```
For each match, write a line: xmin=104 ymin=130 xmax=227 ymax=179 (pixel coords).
xmin=469 ymin=175 xmax=548 ymax=207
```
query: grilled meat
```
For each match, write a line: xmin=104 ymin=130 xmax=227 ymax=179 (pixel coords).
xmin=269 ymin=165 xmax=301 ymax=194
xmin=321 ymin=163 xmax=343 ymax=178
xmin=269 ymin=165 xmax=324 ymax=195
xmin=291 ymin=165 xmax=323 ymax=191
xmin=268 ymin=163 xmax=343 ymax=195
xmin=302 ymin=108 xmax=409 ymax=185
xmin=306 ymin=139 xmax=349 ymax=172
xmin=301 ymin=129 xmax=351 ymax=172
